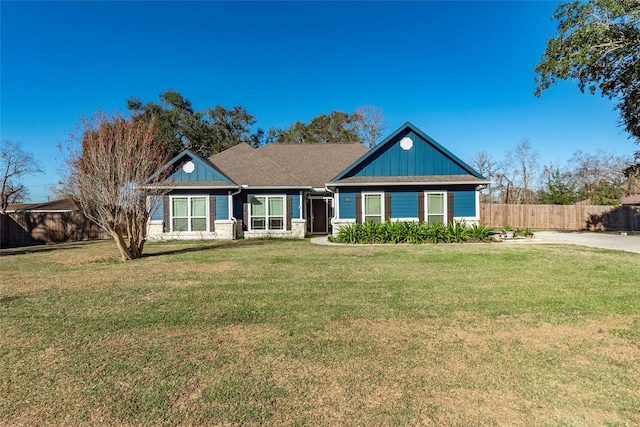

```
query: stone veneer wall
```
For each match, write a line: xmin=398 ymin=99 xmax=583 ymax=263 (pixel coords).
xmin=242 ymin=219 xmax=306 ymax=239
xmin=148 ymin=219 xmax=308 ymax=240
xmin=146 ymin=220 xmax=236 ymax=241
xmin=331 ymin=218 xmax=356 ymax=238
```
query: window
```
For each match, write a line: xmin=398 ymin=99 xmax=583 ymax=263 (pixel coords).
xmin=171 ymin=196 xmax=208 ymax=232
xmin=363 ymin=193 xmax=383 ymax=224
xmin=250 ymin=195 xmax=285 ymax=231
xmin=426 ymin=192 xmax=446 ymax=224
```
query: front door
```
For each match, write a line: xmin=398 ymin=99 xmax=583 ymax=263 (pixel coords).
xmin=310 ymin=198 xmax=330 ymax=234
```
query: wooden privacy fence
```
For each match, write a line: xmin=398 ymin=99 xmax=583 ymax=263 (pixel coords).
xmin=0 ymin=212 xmax=110 ymax=248
xmin=480 ymin=204 xmax=640 ymax=231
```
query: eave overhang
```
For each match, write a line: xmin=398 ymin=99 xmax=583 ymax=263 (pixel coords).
xmin=327 ymin=180 xmax=491 ymax=187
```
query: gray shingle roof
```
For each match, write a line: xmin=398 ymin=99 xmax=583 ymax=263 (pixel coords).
xmin=5 ymin=198 xmax=80 ymax=212
xmin=209 ymin=143 xmax=370 ymax=188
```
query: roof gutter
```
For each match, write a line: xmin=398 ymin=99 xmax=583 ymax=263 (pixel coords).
xmin=143 ymin=184 xmax=239 ymax=190
xmin=327 ymin=180 xmax=491 ymax=187
xmin=240 ymin=185 xmax=314 ymax=190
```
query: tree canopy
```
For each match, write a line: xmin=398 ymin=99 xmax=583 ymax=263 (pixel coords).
xmin=274 ymin=111 xmax=360 ymax=144
xmin=273 ymin=107 xmax=387 ymax=145
xmin=127 ymin=90 xmax=387 ymax=151
xmin=127 ymin=90 xmax=257 ymax=158
xmin=535 ymin=0 xmax=640 ymax=145
xmin=66 ymin=111 xmax=171 ymax=260
xmin=537 ymin=168 xmax=579 ymax=205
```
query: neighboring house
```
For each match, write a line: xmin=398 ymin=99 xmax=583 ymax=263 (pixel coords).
xmin=1 ymin=198 xmax=108 ymax=248
xmin=622 ymin=194 xmax=640 ymax=206
xmin=5 ymin=198 xmax=81 ymax=213
xmin=147 ymin=122 xmax=490 ymax=240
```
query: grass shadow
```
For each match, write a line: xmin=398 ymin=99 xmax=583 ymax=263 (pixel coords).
xmin=142 ymin=238 xmax=275 ymax=258
xmin=0 ymin=239 xmax=111 ymax=257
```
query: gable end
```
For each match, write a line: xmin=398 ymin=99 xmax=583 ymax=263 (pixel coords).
xmin=332 ymin=122 xmax=485 ymax=182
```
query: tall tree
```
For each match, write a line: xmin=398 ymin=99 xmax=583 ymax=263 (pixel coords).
xmin=127 ymin=89 xmax=257 ymax=158
xmin=0 ymin=140 xmax=44 ymax=213
xmin=501 ymin=139 xmax=540 ymax=204
xmin=65 ymin=111 xmax=171 ymax=260
xmin=353 ymin=105 xmax=388 ymax=147
xmin=623 ymin=152 xmax=640 ymax=194
xmin=276 ymin=111 xmax=361 ymax=144
xmin=469 ymin=150 xmax=500 ymax=203
xmin=568 ymin=149 xmax=626 ymax=204
xmin=273 ymin=106 xmax=386 ymax=145
xmin=534 ymin=0 xmax=640 ymax=148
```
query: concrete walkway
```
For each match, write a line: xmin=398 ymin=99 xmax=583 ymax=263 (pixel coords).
xmin=311 ymin=232 xmax=640 ymax=254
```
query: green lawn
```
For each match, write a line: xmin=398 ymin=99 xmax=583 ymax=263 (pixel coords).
xmin=1 ymin=239 xmax=639 ymax=426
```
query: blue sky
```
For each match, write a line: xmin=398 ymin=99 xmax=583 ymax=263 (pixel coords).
xmin=1 ymin=1 xmax=636 ymax=201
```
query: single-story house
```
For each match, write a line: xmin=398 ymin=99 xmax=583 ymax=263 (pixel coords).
xmin=5 ymin=198 xmax=81 ymax=213
xmin=1 ymin=198 xmax=109 ymax=248
xmin=147 ymin=122 xmax=490 ymax=240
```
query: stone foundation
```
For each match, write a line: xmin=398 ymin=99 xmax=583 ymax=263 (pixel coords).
xmin=331 ymin=218 xmax=356 ymax=238
xmin=242 ymin=219 xmax=306 ymax=239
xmin=148 ymin=218 xmax=308 ymax=240
xmin=146 ymin=219 xmax=236 ymax=240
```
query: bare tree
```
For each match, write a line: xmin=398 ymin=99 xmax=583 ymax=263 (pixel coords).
xmin=65 ymin=111 xmax=171 ymax=260
xmin=503 ymin=139 xmax=539 ymax=204
xmin=0 ymin=140 xmax=44 ymax=213
xmin=353 ymin=105 xmax=388 ymax=147
xmin=469 ymin=150 xmax=500 ymax=203
xmin=568 ymin=150 xmax=627 ymax=204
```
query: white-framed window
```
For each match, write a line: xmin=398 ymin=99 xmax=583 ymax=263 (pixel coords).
xmin=362 ymin=192 xmax=384 ymax=224
xmin=425 ymin=191 xmax=446 ymax=224
xmin=249 ymin=195 xmax=285 ymax=231
xmin=171 ymin=196 xmax=208 ymax=232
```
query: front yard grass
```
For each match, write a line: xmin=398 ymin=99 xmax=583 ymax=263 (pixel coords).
xmin=1 ymin=239 xmax=639 ymax=426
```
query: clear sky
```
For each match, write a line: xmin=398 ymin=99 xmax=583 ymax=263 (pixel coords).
xmin=1 ymin=1 xmax=636 ymax=202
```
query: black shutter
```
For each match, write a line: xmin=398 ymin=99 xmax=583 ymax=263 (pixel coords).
xmin=209 ymin=195 xmax=216 ymax=232
xmin=447 ymin=192 xmax=455 ymax=224
xmin=163 ymin=196 xmax=170 ymax=232
xmin=418 ymin=192 xmax=425 ymax=222
xmin=242 ymin=202 xmax=249 ymax=231
xmin=385 ymin=193 xmax=391 ymax=221
xmin=355 ymin=193 xmax=362 ymax=224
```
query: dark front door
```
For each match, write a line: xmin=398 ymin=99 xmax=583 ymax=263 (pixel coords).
xmin=311 ymin=198 xmax=329 ymax=234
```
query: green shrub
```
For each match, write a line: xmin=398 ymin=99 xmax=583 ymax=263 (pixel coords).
xmin=334 ymin=220 xmax=494 ymax=244
xmin=468 ymin=222 xmax=493 ymax=242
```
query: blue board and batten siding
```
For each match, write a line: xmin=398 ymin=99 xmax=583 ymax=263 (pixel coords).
xmin=389 ymin=190 xmax=419 ymax=218
xmin=338 ymin=190 xmax=358 ymax=219
xmin=337 ymin=189 xmax=477 ymax=220
xmin=452 ymin=190 xmax=476 ymax=217
xmin=168 ymin=153 xmax=234 ymax=184
xmin=344 ymin=131 xmax=470 ymax=178
xmin=215 ymin=194 xmax=229 ymax=220
xmin=333 ymin=123 xmax=484 ymax=223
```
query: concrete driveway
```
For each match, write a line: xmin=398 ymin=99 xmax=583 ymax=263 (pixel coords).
xmin=530 ymin=231 xmax=640 ymax=254
xmin=312 ymin=231 xmax=640 ymax=254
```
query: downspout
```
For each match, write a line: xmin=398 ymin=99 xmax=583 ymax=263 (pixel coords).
xmin=229 ymin=186 xmax=243 ymax=239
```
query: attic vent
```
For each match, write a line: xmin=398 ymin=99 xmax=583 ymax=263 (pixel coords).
xmin=183 ymin=161 xmax=195 ymax=174
xmin=400 ymin=137 xmax=413 ymax=150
